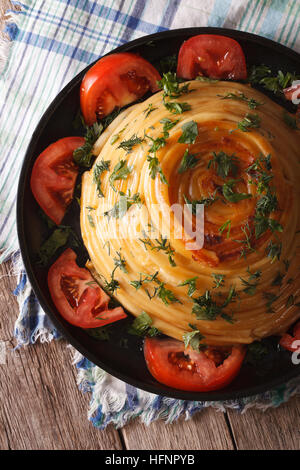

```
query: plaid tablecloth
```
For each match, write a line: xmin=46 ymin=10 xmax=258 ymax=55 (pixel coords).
xmin=1 ymin=0 xmax=300 ymax=428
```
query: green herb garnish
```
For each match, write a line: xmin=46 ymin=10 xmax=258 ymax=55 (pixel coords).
xmin=109 ymin=160 xmax=133 ymax=192
xmin=128 ymin=311 xmax=160 ymax=337
xmin=104 ymin=192 xmax=142 ymax=219
xmin=178 ymin=149 xmax=199 ymax=173
xmin=212 ymin=273 xmax=225 ymax=289
xmin=237 ymin=113 xmax=261 ymax=132
xmin=218 ymin=92 xmax=263 ymax=109
xmin=73 ymin=122 xmax=103 ymax=168
xmin=178 ymin=277 xmax=198 ymax=297
xmin=178 ymin=120 xmax=198 ymax=144
xmin=222 ymin=179 xmax=252 ymax=203
xmin=118 ymin=134 xmax=144 ymax=154
xmin=207 ymin=151 xmax=239 ymax=178
xmin=183 ymin=329 xmax=205 ymax=351
xmin=93 ymin=159 xmax=110 ymax=197
xmin=219 ymin=220 xmax=231 ymax=238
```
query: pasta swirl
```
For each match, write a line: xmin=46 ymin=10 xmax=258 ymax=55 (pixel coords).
xmin=81 ymin=80 xmax=300 ymax=346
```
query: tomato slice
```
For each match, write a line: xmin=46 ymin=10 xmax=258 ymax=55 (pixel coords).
xmin=80 ymin=52 xmax=161 ymax=125
xmin=30 ymin=137 xmax=85 ymax=225
xmin=177 ymin=34 xmax=247 ymax=80
xmin=279 ymin=321 xmax=300 ymax=352
xmin=48 ymin=248 xmax=127 ymax=328
xmin=144 ymin=338 xmax=245 ymax=392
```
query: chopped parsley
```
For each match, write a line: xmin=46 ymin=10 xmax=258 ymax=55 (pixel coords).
xmin=192 ymin=287 xmax=237 ymax=322
xmin=219 ymin=219 xmax=231 ymax=238
xmin=240 ymin=267 xmax=261 ymax=295
xmin=156 ymin=282 xmax=181 ymax=305
xmin=104 ymin=191 xmax=142 ymax=219
xmin=109 ymin=160 xmax=133 ymax=191
xmin=73 ymin=122 xmax=103 ymax=168
xmin=263 ymin=292 xmax=279 ymax=313
xmin=128 ymin=311 xmax=160 ymax=337
xmin=160 ymin=117 xmax=179 ymax=136
xmin=93 ymin=159 xmax=110 ymax=197
xmin=265 ymin=240 xmax=282 ymax=263
xmin=158 ymin=72 xmax=191 ymax=99
xmin=37 ymin=226 xmax=78 ymax=266
xmin=147 ymin=155 xmax=168 ymax=184
xmin=222 ymin=179 xmax=252 ymax=203
xmin=178 ymin=149 xmax=199 ymax=173
xmin=143 ymin=103 xmax=157 ymax=118
xmin=178 ymin=121 xmax=198 ymax=144
xmin=163 ymin=100 xmax=191 ymax=115
xmin=130 ymin=271 xmax=159 ymax=290
xmin=282 ymin=112 xmax=298 ymax=130
xmin=234 ymin=222 xmax=255 ymax=258
xmin=183 ymin=328 xmax=205 ymax=351
xmin=113 ymin=250 xmax=127 ymax=273
xmin=118 ymin=134 xmax=144 ymax=154
xmin=212 ymin=273 xmax=225 ymax=289
xmin=184 ymin=193 xmax=218 ymax=214
xmin=207 ymin=151 xmax=239 ymax=178
xmin=237 ymin=113 xmax=261 ymax=132
xmin=178 ymin=277 xmax=198 ymax=297
xmin=218 ymin=92 xmax=263 ymax=109
xmin=249 ymin=65 xmax=300 ymax=96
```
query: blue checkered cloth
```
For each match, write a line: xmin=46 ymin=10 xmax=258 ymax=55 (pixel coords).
xmin=1 ymin=0 xmax=300 ymax=428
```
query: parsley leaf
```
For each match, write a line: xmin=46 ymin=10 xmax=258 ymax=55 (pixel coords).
xmin=183 ymin=329 xmax=205 ymax=351
xmin=283 ymin=112 xmax=298 ymax=130
xmin=163 ymin=100 xmax=191 ymax=115
xmin=93 ymin=159 xmax=110 ymax=197
xmin=218 ymin=92 xmax=263 ymax=109
xmin=73 ymin=122 xmax=103 ymax=168
xmin=158 ymin=72 xmax=191 ymax=98
xmin=37 ymin=226 xmax=73 ymax=266
xmin=207 ymin=151 xmax=239 ymax=178
xmin=178 ymin=149 xmax=199 ymax=173
xmin=178 ymin=277 xmax=198 ymax=297
xmin=109 ymin=160 xmax=133 ymax=191
xmin=118 ymin=134 xmax=144 ymax=154
xmin=222 ymin=179 xmax=252 ymax=203
xmin=219 ymin=220 xmax=231 ymax=238
xmin=128 ymin=311 xmax=160 ymax=337
xmin=265 ymin=240 xmax=282 ymax=263
xmin=147 ymin=155 xmax=168 ymax=184
xmin=212 ymin=273 xmax=225 ymax=289
xmin=178 ymin=121 xmax=198 ymax=144
xmin=184 ymin=193 xmax=218 ymax=214
xmin=237 ymin=113 xmax=261 ymax=132
xmin=104 ymin=192 xmax=142 ymax=219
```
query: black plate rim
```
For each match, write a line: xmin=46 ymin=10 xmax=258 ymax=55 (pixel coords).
xmin=16 ymin=27 xmax=300 ymax=401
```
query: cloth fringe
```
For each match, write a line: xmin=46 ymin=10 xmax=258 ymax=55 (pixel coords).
xmin=12 ymin=251 xmax=61 ymax=347
xmin=72 ymin=348 xmax=300 ymax=429
xmin=0 ymin=1 xmax=23 ymax=74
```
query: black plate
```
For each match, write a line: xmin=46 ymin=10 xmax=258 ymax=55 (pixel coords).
xmin=17 ymin=28 xmax=300 ymax=401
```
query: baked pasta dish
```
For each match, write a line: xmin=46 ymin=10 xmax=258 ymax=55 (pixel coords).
xmin=30 ymin=34 xmax=300 ymax=392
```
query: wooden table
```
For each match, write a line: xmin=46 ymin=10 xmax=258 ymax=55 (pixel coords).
xmin=0 ymin=1 xmax=299 ymax=451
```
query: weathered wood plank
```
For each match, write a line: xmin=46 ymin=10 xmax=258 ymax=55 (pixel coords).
xmin=0 ymin=261 xmax=123 ymax=450
xmin=122 ymin=409 xmax=235 ymax=450
xmin=227 ymin=397 xmax=300 ymax=450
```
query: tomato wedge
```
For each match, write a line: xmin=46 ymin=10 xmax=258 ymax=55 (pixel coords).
xmin=48 ymin=248 xmax=127 ymax=328
xmin=30 ymin=137 xmax=85 ymax=225
xmin=279 ymin=321 xmax=300 ymax=352
xmin=177 ymin=34 xmax=247 ymax=80
xmin=80 ymin=52 xmax=161 ymax=125
xmin=144 ymin=338 xmax=245 ymax=392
